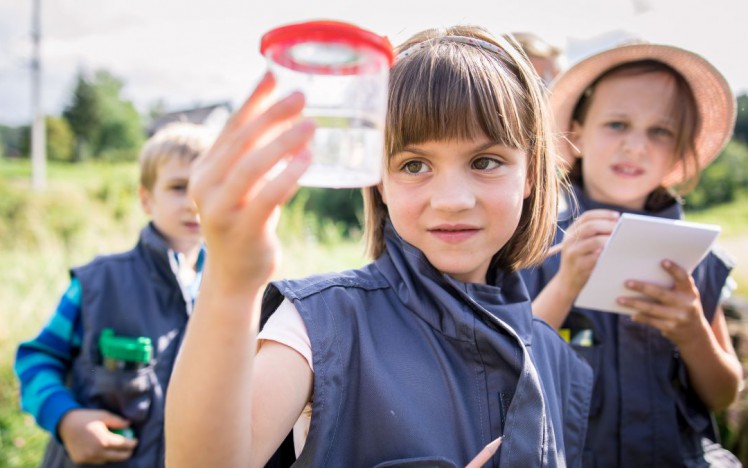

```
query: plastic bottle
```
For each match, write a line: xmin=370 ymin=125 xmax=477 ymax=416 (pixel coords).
xmin=260 ymin=20 xmax=394 ymax=188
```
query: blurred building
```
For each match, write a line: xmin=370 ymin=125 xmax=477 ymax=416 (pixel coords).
xmin=147 ymin=101 xmax=232 ymax=136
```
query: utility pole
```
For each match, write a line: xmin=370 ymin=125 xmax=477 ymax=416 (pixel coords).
xmin=31 ymin=0 xmax=46 ymax=190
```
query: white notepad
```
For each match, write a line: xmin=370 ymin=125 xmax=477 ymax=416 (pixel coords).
xmin=574 ymin=213 xmax=721 ymax=314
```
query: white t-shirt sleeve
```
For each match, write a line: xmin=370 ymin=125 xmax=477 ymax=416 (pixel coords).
xmin=257 ymin=298 xmax=313 ymax=372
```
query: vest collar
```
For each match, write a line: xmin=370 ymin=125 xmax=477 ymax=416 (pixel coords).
xmin=376 ymin=221 xmax=534 ymax=345
xmin=139 ymin=223 xmax=180 ymax=286
xmin=569 ymin=182 xmax=683 ymax=220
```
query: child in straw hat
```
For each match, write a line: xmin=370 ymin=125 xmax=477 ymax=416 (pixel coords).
xmin=521 ymin=43 xmax=742 ymax=466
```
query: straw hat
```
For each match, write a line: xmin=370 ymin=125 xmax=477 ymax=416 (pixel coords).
xmin=549 ymin=43 xmax=736 ymax=186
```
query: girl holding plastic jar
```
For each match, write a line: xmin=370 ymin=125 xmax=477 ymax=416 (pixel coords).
xmin=166 ymin=23 xmax=592 ymax=467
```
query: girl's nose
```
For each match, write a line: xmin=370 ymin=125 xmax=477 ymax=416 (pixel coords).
xmin=622 ymin=131 xmax=648 ymax=157
xmin=430 ymin=172 xmax=476 ymax=212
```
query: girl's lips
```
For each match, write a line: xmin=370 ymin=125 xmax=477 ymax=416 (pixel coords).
xmin=611 ymin=163 xmax=644 ymax=177
xmin=428 ymin=226 xmax=480 ymax=243
xmin=184 ymin=221 xmax=201 ymax=231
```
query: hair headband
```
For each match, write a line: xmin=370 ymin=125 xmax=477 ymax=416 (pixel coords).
xmin=395 ymin=35 xmax=511 ymax=62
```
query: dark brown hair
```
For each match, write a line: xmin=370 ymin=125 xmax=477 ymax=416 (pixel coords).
xmin=363 ymin=25 xmax=563 ymax=271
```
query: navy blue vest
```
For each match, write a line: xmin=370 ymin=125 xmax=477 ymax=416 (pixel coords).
xmin=41 ymin=224 xmax=195 ymax=468
xmin=521 ymin=184 xmax=735 ymax=467
xmin=262 ymin=223 xmax=592 ymax=467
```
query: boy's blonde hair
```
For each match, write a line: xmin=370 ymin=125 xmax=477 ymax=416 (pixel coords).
xmin=364 ymin=25 xmax=561 ymax=272
xmin=139 ymin=122 xmax=216 ymax=191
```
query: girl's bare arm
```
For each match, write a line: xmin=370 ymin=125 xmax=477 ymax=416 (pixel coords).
xmin=165 ymin=72 xmax=315 ymax=467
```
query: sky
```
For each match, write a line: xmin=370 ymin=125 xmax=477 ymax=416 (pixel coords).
xmin=1 ymin=0 xmax=747 ymax=126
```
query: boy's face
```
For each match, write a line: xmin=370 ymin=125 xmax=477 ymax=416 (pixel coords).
xmin=571 ymin=71 xmax=678 ymax=210
xmin=140 ymin=158 xmax=201 ymax=254
xmin=380 ymin=135 xmax=531 ymax=284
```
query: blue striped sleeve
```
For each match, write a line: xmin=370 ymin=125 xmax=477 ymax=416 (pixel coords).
xmin=14 ymin=277 xmax=84 ymax=436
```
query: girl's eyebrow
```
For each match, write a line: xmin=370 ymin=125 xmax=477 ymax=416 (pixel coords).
xmin=400 ymin=141 xmax=501 ymax=156
xmin=164 ymin=176 xmax=189 ymax=183
xmin=602 ymin=111 xmax=675 ymax=126
xmin=600 ymin=111 xmax=628 ymax=119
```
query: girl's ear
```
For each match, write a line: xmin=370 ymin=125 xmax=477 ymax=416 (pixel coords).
xmin=569 ymin=121 xmax=585 ymax=159
xmin=139 ymin=186 xmax=153 ymax=215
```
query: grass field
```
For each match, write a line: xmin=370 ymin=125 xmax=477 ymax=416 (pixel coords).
xmin=686 ymin=191 xmax=748 ymax=296
xmin=1 ymin=158 xmax=746 ymax=466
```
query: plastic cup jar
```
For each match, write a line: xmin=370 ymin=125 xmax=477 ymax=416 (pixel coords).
xmin=260 ymin=21 xmax=394 ymax=188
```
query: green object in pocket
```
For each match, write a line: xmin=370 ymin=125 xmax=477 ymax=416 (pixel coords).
xmin=99 ymin=328 xmax=152 ymax=370
xmin=111 ymin=427 xmax=135 ymax=439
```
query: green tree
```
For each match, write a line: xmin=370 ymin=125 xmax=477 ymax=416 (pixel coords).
xmin=45 ymin=116 xmax=75 ymax=162
xmin=19 ymin=116 xmax=75 ymax=162
xmin=0 ymin=125 xmax=25 ymax=158
xmin=735 ymin=94 xmax=748 ymax=145
xmin=685 ymin=139 xmax=748 ymax=209
xmin=63 ymin=70 xmax=144 ymax=161
xmin=63 ymin=72 xmax=102 ymax=161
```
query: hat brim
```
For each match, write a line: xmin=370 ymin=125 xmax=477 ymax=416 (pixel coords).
xmin=549 ymin=43 xmax=736 ymax=187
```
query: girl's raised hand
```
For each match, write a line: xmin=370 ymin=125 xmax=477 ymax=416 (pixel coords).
xmin=557 ymin=209 xmax=619 ymax=296
xmin=189 ymin=72 xmax=315 ymax=292
xmin=617 ymin=260 xmax=710 ymax=346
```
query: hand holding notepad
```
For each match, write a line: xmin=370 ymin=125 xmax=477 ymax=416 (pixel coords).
xmin=574 ymin=213 xmax=721 ymax=314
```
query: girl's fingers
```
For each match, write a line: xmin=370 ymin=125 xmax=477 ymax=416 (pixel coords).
xmin=215 ymin=91 xmax=306 ymax=179
xmin=566 ymin=234 xmax=608 ymax=258
xmin=622 ymin=261 xmax=699 ymax=306
xmin=220 ymin=119 xmax=315 ymax=214
xmin=570 ymin=210 xmax=620 ymax=236
xmin=192 ymin=72 xmax=275 ymax=175
xmin=579 ymin=209 xmax=620 ymax=220
xmin=220 ymin=71 xmax=276 ymax=137
xmin=617 ymin=296 xmax=668 ymax=318
xmin=196 ymin=73 xmax=294 ymax=183
xmin=256 ymin=148 xmax=314 ymax=209
xmin=191 ymin=91 xmax=307 ymax=202
xmin=662 ymin=260 xmax=695 ymax=292
xmin=624 ymin=280 xmax=673 ymax=304
xmin=572 ymin=219 xmax=617 ymax=240
xmin=466 ymin=437 xmax=502 ymax=468
xmin=105 ymin=435 xmax=138 ymax=450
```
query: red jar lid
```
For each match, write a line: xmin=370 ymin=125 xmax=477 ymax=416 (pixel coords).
xmin=260 ymin=20 xmax=394 ymax=75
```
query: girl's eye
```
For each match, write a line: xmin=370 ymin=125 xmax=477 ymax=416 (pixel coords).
xmin=607 ymin=121 xmax=627 ymax=131
xmin=650 ymin=127 xmax=674 ymax=138
xmin=401 ymin=160 xmax=429 ymax=174
xmin=472 ymin=157 xmax=502 ymax=171
xmin=170 ymin=184 xmax=188 ymax=192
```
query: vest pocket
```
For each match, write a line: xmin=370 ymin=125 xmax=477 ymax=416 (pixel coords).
xmin=565 ymin=313 xmax=604 ymax=417
xmin=89 ymin=364 xmax=156 ymax=428
xmin=571 ymin=344 xmax=603 ymax=417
